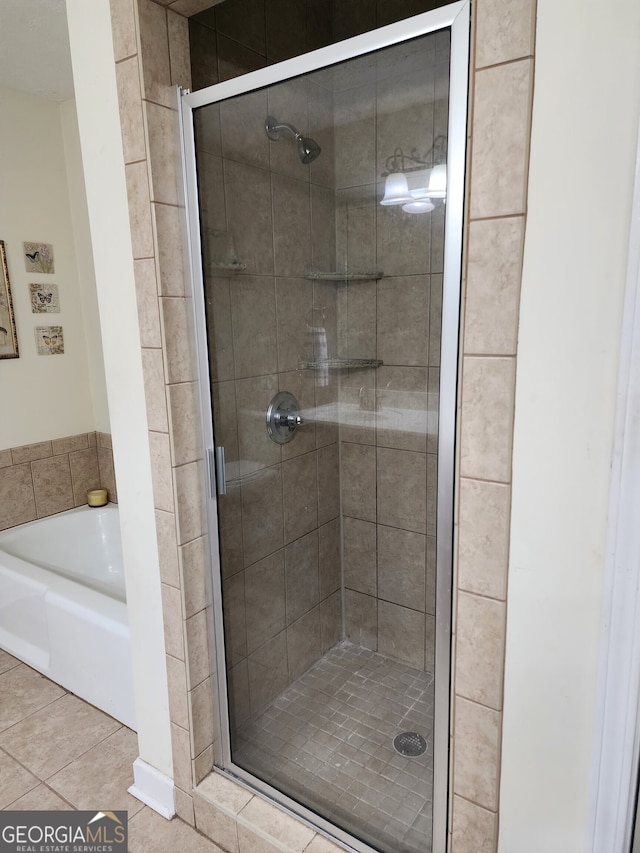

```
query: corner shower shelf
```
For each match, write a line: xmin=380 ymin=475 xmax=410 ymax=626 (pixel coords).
xmin=304 ymin=270 xmax=384 ymax=282
xmin=301 ymin=357 xmax=383 ymax=370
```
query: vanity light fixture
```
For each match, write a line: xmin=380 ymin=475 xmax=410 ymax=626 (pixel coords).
xmin=380 ymin=135 xmax=447 ymax=213
xmin=402 ymin=198 xmax=436 ymax=214
xmin=380 ymin=172 xmax=413 ymax=206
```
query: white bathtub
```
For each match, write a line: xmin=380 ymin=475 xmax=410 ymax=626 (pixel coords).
xmin=0 ymin=505 xmax=136 ymax=729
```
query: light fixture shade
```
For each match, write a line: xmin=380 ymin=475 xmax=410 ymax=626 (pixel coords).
xmin=426 ymin=163 xmax=447 ymax=199
xmin=380 ymin=173 xmax=412 ymax=205
xmin=402 ymin=199 xmax=435 ymax=214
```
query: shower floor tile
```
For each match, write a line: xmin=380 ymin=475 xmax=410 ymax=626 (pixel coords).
xmin=234 ymin=641 xmax=435 ymax=853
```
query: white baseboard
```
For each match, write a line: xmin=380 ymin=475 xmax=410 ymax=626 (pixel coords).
xmin=128 ymin=758 xmax=175 ymax=819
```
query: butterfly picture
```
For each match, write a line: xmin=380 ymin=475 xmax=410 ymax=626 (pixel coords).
xmin=29 ymin=283 xmax=59 ymax=313
xmin=35 ymin=325 xmax=64 ymax=355
xmin=23 ymin=241 xmax=54 ymax=273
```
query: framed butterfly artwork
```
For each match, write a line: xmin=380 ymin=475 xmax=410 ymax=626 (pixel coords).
xmin=23 ymin=241 xmax=54 ymax=274
xmin=0 ymin=241 xmax=19 ymax=360
xmin=35 ymin=326 xmax=64 ymax=355
xmin=29 ymin=283 xmax=60 ymax=314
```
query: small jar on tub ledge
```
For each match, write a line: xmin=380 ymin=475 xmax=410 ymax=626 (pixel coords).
xmin=86 ymin=488 xmax=108 ymax=507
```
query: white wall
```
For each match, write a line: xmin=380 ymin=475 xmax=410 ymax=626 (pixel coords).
xmin=60 ymin=99 xmax=110 ymax=433
xmin=0 ymin=86 xmax=108 ymax=448
xmin=499 ymin=2 xmax=640 ymax=851
xmin=65 ymin=0 xmax=173 ymax=786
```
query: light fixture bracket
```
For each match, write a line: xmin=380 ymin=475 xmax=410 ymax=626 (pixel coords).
xmin=381 ymin=135 xmax=448 ymax=177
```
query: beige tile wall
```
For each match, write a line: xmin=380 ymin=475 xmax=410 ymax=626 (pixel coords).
xmin=450 ymin=0 xmax=536 ymax=850
xmin=187 ymin=0 xmax=334 ymax=88
xmin=0 ymin=432 xmax=116 ymax=531
xmin=335 ymin=32 xmax=448 ymax=674
xmin=190 ymin=9 xmax=342 ymax=729
xmin=108 ymin=0 xmax=537 ymax=849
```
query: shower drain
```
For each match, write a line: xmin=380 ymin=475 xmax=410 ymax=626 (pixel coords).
xmin=393 ymin=731 xmax=427 ymax=757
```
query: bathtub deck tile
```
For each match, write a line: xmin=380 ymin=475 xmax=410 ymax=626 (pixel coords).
xmin=0 ymin=693 xmax=121 ymax=779
xmin=0 ymin=665 xmax=66 ymax=733
xmin=0 ymin=747 xmax=39 ymax=808
xmin=47 ymin=726 xmax=144 ymax=816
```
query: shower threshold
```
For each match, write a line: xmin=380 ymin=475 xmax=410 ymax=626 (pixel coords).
xmin=233 ymin=641 xmax=435 ymax=853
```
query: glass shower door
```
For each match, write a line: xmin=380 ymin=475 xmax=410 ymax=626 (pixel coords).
xmin=182 ymin=8 xmax=467 ymax=852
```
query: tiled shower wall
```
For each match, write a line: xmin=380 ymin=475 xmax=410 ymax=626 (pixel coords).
xmin=333 ymin=37 xmax=448 ymax=674
xmin=188 ymin=0 xmax=454 ymax=84
xmin=198 ymin=95 xmax=342 ymax=727
xmin=108 ymin=0 xmax=537 ymax=850
xmin=189 ymin=4 xmax=343 ymax=725
xmin=191 ymin=1 xmax=450 ymax=680
xmin=0 ymin=432 xmax=117 ymax=531
xmin=188 ymin=0 xmax=334 ymax=86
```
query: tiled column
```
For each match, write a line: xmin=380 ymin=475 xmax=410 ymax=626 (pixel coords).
xmin=109 ymin=0 xmax=218 ymax=826
xmin=450 ymin=0 xmax=536 ymax=851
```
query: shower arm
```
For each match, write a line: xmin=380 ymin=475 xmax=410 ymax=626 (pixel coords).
xmin=265 ymin=117 xmax=304 ymax=143
xmin=265 ymin=115 xmax=321 ymax=165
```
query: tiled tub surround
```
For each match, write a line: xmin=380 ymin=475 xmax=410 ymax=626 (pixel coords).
xmin=0 ymin=432 xmax=117 ymax=531
xmin=106 ymin=0 xmax=537 ymax=851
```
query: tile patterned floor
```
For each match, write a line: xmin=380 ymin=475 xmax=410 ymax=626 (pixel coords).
xmin=235 ymin=641 xmax=435 ymax=853
xmin=0 ymin=649 xmax=222 ymax=853
xmin=0 ymin=644 xmax=435 ymax=853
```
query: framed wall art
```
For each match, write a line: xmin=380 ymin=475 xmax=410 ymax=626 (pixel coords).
xmin=0 ymin=241 xmax=19 ymax=359
xmin=34 ymin=326 xmax=64 ymax=355
xmin=29 ymin=283 xmax=60 ymax=313
xmin=23 ymin=241 xmax=54 ymax=274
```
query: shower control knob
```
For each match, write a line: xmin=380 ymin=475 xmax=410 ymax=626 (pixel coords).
xmin=283 ymin=413 xmax=304 ymax=430
xmin=266 ymin=392 xmax=304 ymax=444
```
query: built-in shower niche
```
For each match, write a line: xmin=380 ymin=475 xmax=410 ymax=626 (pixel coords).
xmin=193 ymin=20 xmax=449 ymax=853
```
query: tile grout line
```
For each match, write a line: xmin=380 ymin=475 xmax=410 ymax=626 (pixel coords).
xmin=41 ymin=723 xmax=126 ymax=786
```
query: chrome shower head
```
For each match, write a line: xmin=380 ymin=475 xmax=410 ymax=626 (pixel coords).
xmin=265 ymin=115 xmax=321 ymax=164
xmin=298 ymin=135 xmax=321 ymax=165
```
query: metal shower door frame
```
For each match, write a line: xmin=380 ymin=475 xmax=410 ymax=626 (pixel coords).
xmin=179 ymin=5 xmax=470 ymax=851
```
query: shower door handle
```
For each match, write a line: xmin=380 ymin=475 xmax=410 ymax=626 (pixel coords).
xmin=215 ymin=446 xmax=227 ymax=495
xmin=208 ymin=446 xmax=226 ymax=496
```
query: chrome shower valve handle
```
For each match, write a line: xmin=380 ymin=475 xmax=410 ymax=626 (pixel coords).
xmin=276 ymin=411 xmax=304 ymax=431
xmin=266 ymin=391 xmax=304 ymax=444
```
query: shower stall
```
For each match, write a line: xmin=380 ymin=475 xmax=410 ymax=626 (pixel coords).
xmin=180 ymin=4 xmax=468 ymax=851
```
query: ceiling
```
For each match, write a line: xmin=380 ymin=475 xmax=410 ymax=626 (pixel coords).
xmin=0 ymin=0 xmax=74 ymax=101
